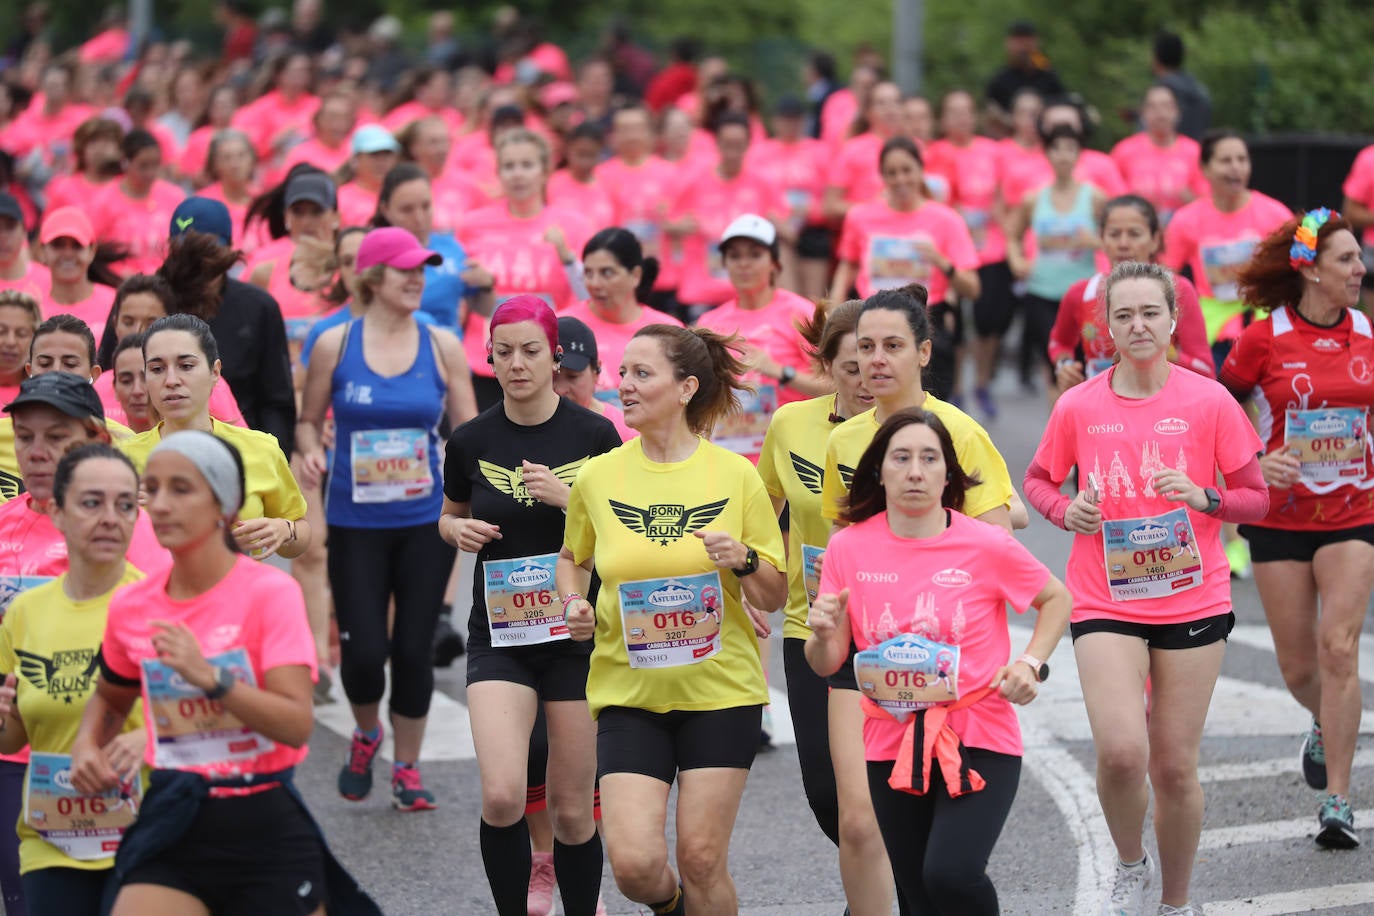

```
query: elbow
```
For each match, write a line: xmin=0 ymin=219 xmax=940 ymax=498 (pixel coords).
xmin=279 ymin=712 xmax=316 ymax=749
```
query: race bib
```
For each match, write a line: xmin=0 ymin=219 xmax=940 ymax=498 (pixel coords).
xmin=0 ymin=576 xmax=55 ymax=620
xmin=351 ymin=428 xmax=433 ymax=503
xmin=25 ymin=752 xmax=140 ymax=861
xmin=854 ymin=633 xmax=960 ymax=722
xmin=618 ymin=571 xmax=723 ymax=669
xmin=868 ymin=236 xmax=930 ymax=291
xmin=142 ymin=648 xmax=266 ymax=768
xmin=1284 ymin=408 xmax=1368 ymax=484
xmin=1200 ymin=239 xmax=1256 ymax=302
xmin=1086 ymin=357 xmax=1116 ymax=378
xmin=482 ymin=553 xmax=568 ymax=647
xmin=1102 ymin=507 xmax=1202 ymax=601
xmin=802 ymin=545 xmax=825 ymax=607
xmin=711 ymin=384 xmax=778 ymax=456
xmin=960 ymin=207 xmax=989 ymax=250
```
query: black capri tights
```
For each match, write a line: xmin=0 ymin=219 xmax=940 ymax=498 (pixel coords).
xmin=327 ymin=523 xmax=456 ymax=718
xmin=866 ymin=749 xmax=1020 ymax=916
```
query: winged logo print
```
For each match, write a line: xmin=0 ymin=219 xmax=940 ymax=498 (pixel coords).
xmin=837 ymin=463 xmax=856 ymax=490
xmin=789 ymin=453 xmax=824 ymax=495
xmin=609 ymin=497 xmax=730 ymax=546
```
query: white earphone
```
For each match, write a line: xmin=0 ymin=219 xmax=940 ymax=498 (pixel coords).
xmin=1169 ymin=320 xmax=1176 ymax=334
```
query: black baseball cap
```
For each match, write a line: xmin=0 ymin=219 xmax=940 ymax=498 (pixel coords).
xmin=774 ymin=95 xmax=805 ymax=118
xmin=557 ymin=316 xmax=598 ymax=373
xmin=5 ymin=371 xmax=105 ymax=422
xmin=284 ymin=173 xmax=337 ymax=211
xmin=0 ymin=193 xmax=23 ymax=224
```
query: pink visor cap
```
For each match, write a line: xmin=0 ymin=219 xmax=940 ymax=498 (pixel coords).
xmin=356 ymin=227 xmax=442 ymax=271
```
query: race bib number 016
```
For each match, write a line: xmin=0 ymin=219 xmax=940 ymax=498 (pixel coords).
xmin=142 ymin=647 xmax=265 ymax=768
xmin=25 ymin=752 xmax=140 ymax=861
xmin=618 ymin=571 xmax=723 ymax=669
xmin=1284 ymin=408 xmax=1368 ymax=484
xmin=483 ymin=553 xmax=568 ymax=647
xmin=1102 ymin=507 xmax=1202 ymax=601
xmin=854 ymin=633 xmax=960 ymax=722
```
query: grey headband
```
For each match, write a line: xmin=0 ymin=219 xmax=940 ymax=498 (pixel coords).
xmin=150 ymin=430 xmax=244 ymax=516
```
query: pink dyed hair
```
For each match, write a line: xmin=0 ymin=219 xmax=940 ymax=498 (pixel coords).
xmin=488 ymin=295 xmax=560 ymax=355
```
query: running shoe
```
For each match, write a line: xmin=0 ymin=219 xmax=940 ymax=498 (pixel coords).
xmin=1102 ymin=851 xmax=1154 ymax=916
xmin=1224 ymin=538 xmax=1250 ymax=579
xmin=760 ymin=706 xmax=774 ymax=750
xmin=312 ymin=667 xmax=335 ymax=706
xmin=1301 ymin=719 xmax=1327 ymax=790
xmin=391 ymin=764 xmax=438 ymax=812
xmin=527 ymin=851 xmax=555 ymax=916
xmin=433 ymin=611 xmax=467 ymax=668
xmin=337 ymin=724 xmax=384 ymax=801
xmin=1158 ymin=905 xmax=1205 ymax=915
xmin=1316 ymin=794 xmax=1359 ymax=849
xmin=975 ymin=385 xmax=998 ymax=422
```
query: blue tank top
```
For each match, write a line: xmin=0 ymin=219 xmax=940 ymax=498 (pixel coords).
xmin=1027 ymin=183 xmax=1097 ymax=300
xmin=326 ymin=318 xmax=447 ymax=528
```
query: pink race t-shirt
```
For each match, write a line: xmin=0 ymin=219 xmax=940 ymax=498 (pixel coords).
xmin=336 ymin=182 xmax=379 ymax=230
xmin=695 ymin=288 xmax=816 ymax=408
xmin=0 ymin=261 xmax=49 ymax=301
xmin=382 ymin=102 xmax=464 ymax=135
xmin=44 ymin=173 xmax=111 ymax=214
xmin=598 ymin=401 xmax=634 ymax=442
xmin=1076 ymin=150 xmax=1126 ymax=197
xmin=275 ymin=137 xmax=352 ymax=188
xmin=669 ymin=167 xmax=786 ymax=306
xmin=42 ymin=282 xmax=115 ymax=332
xmin=828 ymin=132 xmax=887 ymax=208
xmin=89 ymin=179 xmax=187 ymax=277
xmin=546 ymin=170 xmax=616 ymax=234
xmin=749 ymin=138 xmax=828 ymax=229
xmin=231 ymin=91 xmax=320 ymax=159
xmin=595 ymin=156 xmax=681 ymax=290
xmin=819 ymin=510 xmax=1049 ymax=761
xmin=836 ymin=198 xmax=979 ymax=302
xmin=1110 ymin=133 xmax=1208 ymax=223
xmin=178 ymin=126 xmax=215 ymax=181
xmin=1031 ymin=366 xmax=1262 ymax=624
xmin=1162 ymin=193 xmax=1293 ymax=301
xmin=820 ymin=89 xmax=858 ymax=152
xmin=996 ymin=139 xmax=1051 ymax=213
xmin=447 ymin=133 xmax=500 ymax=200
xmin=558 ymin=300 xmax=683 ymax=392
xmin=196 ymin=183 xmax=255 ymax=253
xmin=926 ymin=137 xmax=1006 ymax=264
xmin=431 ymin=172 xmax=487 ymax=235
xmin=1342 ymin=144 xmax=1374 ymax=247
xmin=99 ymin=555 xmax=316 ymax=777
xmin=456 ymin=203 xmax=594 ymax=312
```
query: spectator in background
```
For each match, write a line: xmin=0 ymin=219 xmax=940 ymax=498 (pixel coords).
xmin=600 ymin=21 xmax=656 ymax=97
xmin=366 ymin=15 xmax=411 ymax=94
xmin=290 ymin=0 xmax=335 ymax=56
xmin=985 ymin=20 xmax=1065 ymax=137
xmin=4 ymin=3 xmax=48 ymax=66
xmin=1151 ymin=30 xmax=1211 ymax=141
xmin=425 ymin=12 xmax=462 ymax=70
xmin=645 ymin=37 xmax=700 ymax=114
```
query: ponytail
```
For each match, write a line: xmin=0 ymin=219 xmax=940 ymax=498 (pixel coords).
xmin=633 ymin=324 xmax=749 ymax=435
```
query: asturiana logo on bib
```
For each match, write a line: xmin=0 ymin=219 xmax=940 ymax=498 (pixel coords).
xmin=1308 ymin=414 xmax=1347 ymax=436
xmin=507 ymin=564 xmax=551 ymax=588
xmin=932 ymin=568 xmax=972 ymax=587
xmin=1154 ymin=417 xmax=1189 ymax=435
xmin=883 ymin=643 xmax=931 ymax=665
xmin=54 ymin=768 xmax=74 ymax=791
xmin=1128 ymin=522 xmax=1170 ymax=546
xmin=648 ymin=581 xmax=696 ymax=608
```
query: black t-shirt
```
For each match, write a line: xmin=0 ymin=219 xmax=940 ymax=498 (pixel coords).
xmin=444 ymin=398 xmax=621 ymax=649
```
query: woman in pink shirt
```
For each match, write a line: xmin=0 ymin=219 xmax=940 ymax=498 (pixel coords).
xmin=88 ymin=130 xmax=186 ymax=278
xmin=809 ymin=408 xmax=1069 ymax=916
xmin=1025 ymin=261 xmax=1268 ymax=916
xmin=231 ymin=51 xmax=319 ymax=162
xmin=560 ymin=228 xmax=683 ymax=395
xmin=824 ymin=81 xmax=907 ymax=222
xmin=37 ymin=207 xmax=116 ymax=331
xmin=1110 ymin=86 xmax=1208 ymax=225
xmin=995 ymin=89 xmax=1050 ymax=220
xmin=1162 ymin=130 xmax=1292 ymax=361
xmin=0 ymin=195 xmax=48 ymax=302
xmin=751 ymin=97 xmax=830 ymax=299
xmin=831 ymin=137 xmax=981 ymax=402
xmin=552 ymin=315 xmax=634 ymax=441
xmin=197 ymin=129 xmax=258 ymax=255
xmin=547 ymin=123 xmax=616 ymax=234
xmin=179 ymin=85 xmax=238 ymax=184
xmin=597 ymin=105 xmax=682 ymax=301
xmin=72 ymin=430 xmax=376 ymax=915
xmin=335 ymin=125 xmax=400 ymax=230
xmin=44 ymin=117 xmax=124 ymax=213
xmin=697 ymin=214 xmax=831 ymax=460
xmin=273 ymin=91 xmax=357 ymax=190
xmin=399 ymin=117 xmax=485 ymax=236
xmin=381 ymin=65 xmax=463 ymax=135
xmin=0 ymin=293 xmax=40 ymax=408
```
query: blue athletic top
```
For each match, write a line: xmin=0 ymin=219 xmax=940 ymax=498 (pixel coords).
xmin=301 ymin=305 xmax=434 ymax=368
xmin=1027 ymin=183 xmax=1097 ymax=300
xmin=326 ymin=318 xmax=447 ymax=528
xmin=420 ymin=232 xmax=470 ymax=334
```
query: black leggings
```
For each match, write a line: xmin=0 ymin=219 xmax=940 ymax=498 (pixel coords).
xmin=925 ymin=300 xmax=963 ymax=402
xmin=327 ymin=523 xmax=456 ymax=719
xmin=23 ymin=866 xmax=115 ymax=916
xmin=0 ymin=760 xmax=24 ymax=916
xmin=783 ymin=637 xmax=839 ymax=846
xmin=866 ymin=750 xmax=1020 ymax=916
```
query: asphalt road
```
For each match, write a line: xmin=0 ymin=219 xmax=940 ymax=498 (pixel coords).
xmin=297 ymin=374 xmax=1374 ymax=916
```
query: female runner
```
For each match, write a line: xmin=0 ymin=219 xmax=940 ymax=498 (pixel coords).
xmin=1025 ymin=261 xmax=1269 ymax=914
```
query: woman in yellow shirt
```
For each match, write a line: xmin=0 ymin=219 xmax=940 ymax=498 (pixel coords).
xmin=0 ymin=444 xmax=147 ymax=914
xmin=118 ymin=314 xmax=309 ymax=559
xmin=557 ymin=324 xmax=786 ymax=916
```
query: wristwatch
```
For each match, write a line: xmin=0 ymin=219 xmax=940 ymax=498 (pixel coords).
xmin=732 ymin=547 xmax=760 ymax=578
xmin=1201 ymin=487 xmax=1222 ymax=515
xmin=941 ymin=261 xmax=956 ymax=279
xmin=1016 ymin=654 xmax=1049 ymax=683
xmin=204 ymin=666 xmax=237 ymax=700
xmin=778 ymin=365 xmax=797 ymax=387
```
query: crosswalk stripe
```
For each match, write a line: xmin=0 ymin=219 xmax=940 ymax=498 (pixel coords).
xmin=1206 ymin=882 xmax=1374 ymax=916
xmin=1199 ymin=748 xmax=1374 ymax=783
xmin=1197 ymin=816 xmax=1320 ymax=850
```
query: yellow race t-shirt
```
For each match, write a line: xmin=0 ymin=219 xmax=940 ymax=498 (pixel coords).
xmin=119 ymin=419 xmax=306 ymax=522
xmin=0 ymin=567 xmax=145 ymax=874
xmin=756 ymin=394 xmax=838 ymax=640
xmin=821 ymin=396 xmax=1014 ymax=523
xmin=564 ymin=436 xmax=785 ymax=718
xmin=0 ymin=416 xmax=136 ymax=507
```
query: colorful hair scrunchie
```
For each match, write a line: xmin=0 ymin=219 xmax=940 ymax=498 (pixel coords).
xmin=1290 ymin=207 xmax=1340 ymax=270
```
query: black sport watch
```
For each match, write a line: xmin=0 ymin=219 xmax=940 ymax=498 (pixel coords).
xmin=204 ymin=666 xmax=237 ymax=700
xmin=1201 ymin=487 xmax=1222 ymax=515
xmin=732 ymin=547 xmax=759 ymax=578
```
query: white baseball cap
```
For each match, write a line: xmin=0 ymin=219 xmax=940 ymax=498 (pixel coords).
xmin=718 ymin=213 xmax=777 ymax=250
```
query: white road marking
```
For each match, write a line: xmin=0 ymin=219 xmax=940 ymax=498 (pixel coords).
xmin=1206 ymin=882 xmax=1374 ymax=916
xmin=1199 ymin=748 xmax=1374 ymax=783
xmin=1197 ymin=816 xmax=1319 ymax=850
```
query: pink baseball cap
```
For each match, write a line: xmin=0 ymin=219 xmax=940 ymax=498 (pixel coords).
xmin=539 ymin=81 xmax=579 ymax=110
xmin=40 ymin=206 xmax=94 ymax=246
xmin=356 ymin=227 xmax=442 ymax=271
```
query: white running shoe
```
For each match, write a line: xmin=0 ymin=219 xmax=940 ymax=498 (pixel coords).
xmin=1102 ymin=851 xmax=1155 ymax=916
xmin=1158 ymin=904 xmax=1204 ymax=915
xmin=527 ymin=851 xmax=556 ymax=916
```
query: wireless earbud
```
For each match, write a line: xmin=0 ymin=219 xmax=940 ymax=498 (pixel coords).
xmin=1169 ymin=320 xmax=1177 ymax=334
xmin=486 ymin=354 xmax=494 ymax=365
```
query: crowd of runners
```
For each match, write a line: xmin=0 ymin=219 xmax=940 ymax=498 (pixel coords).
xmin=0 ymin=7 xmax=1368 ymax=916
